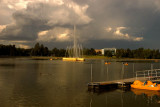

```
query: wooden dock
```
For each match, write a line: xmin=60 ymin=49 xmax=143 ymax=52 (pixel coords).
xmin=88 ymin=76 xmax=160 ymax=89
xmin=88 ymin=67 xmax=160 ymax=90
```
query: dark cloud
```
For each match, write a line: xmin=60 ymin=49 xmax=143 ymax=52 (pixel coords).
xmin=0 ymin=1 xmax=91 ymax=42
xmin=1 ymin=11 xmax=49 ymax=41
xmin=77 ymin=0 xmax=160 ymax=48
xmin=0 ymin=0 xmax=160 ymax=49
xmin=83 ymin=39 xmax=144 ymax=49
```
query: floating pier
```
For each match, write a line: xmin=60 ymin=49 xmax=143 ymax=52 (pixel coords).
xmin=88 ymin=77 xmax=160 ymax=89
xmin=88 ymin=69 xmax=160 ymax=89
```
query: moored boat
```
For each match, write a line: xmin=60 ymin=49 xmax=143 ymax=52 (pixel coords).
xmin=131 ymin=80 xmax=160 ymax=91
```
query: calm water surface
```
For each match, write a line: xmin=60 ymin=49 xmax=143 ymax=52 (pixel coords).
xmin=0 ymin=58 xmax=160 ymax=107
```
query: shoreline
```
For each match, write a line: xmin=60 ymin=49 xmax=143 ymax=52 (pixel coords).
xmin=0 ymin=56 xmax=160 ymax=62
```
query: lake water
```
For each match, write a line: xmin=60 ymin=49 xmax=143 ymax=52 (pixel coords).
xmin=0 ymin=58 xmax=160 ymax=107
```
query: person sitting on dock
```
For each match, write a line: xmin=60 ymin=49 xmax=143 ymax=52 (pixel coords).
xmin=144 ymin=81 xmax=147 ymax=86
xmin=155 ymin=83 xmax=158 ymax=87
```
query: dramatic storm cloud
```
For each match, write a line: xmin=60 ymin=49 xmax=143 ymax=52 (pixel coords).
xmin=0 ymin=0 xmax=160 ymax=49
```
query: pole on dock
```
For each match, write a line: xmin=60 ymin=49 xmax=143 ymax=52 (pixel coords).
xmin=151 ymin=63 xmax=153 ymax=77
xmin=156 ymin=70 xmax=158 ymax=77
xmin=122 ymin=63 xmax=124 ymax=87
xmin=121 ymin=62 xmax=128 ymax=87
xmin=91 ymin=63 xmax=93 ymax=83
xmin=105 ymin=61 xmax=111 ymax=80
xmin=133 ymin=63 xmax=135 ymax=78
xmin=107 ymin=64 xmax=109 ymax=80
xmin=122 ymin=63 xmax=124 ymax=77
xmin=107 ymin=64 xmax=108 ymax=75
xmin=148 ymin=70 xmax=150 ymax=80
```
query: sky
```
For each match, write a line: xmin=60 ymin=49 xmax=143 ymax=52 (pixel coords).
xmin=0 ymin=0 xmax=160 ymax=49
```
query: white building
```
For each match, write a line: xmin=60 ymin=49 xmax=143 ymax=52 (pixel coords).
xmin=102 ymin=48 xmax=116 ymax=55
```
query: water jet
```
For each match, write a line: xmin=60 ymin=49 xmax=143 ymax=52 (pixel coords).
xmin=63 ymin=25 xmax=84 ymax=61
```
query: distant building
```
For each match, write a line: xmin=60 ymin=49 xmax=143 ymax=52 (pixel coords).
xmin=95 ymin=49 xmax=102 ymax=55
xmin=102 ymin=48 xmax=116 ymax=55
xmin=95 ymin=49 xmax=102 ymax=53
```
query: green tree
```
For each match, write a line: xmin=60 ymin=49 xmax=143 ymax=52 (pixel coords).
xmin=104 ymin=50 xmax=112 ymax=57
xmin=51 ymin=48 xmax=59 ymax=57
xmin=43 ymin=47 xmax=49 ymax=56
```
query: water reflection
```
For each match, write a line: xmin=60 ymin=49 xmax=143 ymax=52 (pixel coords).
xmin=10 ymin=60 xmax=45 ymax=106
xmin=88 ymin=86 xmax=160 ymax=107
xmin=131 ymin=88 xmax=160 ymax=104
xmin=131 ymin=88 xmax=160 ymax=96
xmin=0 ymin=64 xmax=15 ymax=67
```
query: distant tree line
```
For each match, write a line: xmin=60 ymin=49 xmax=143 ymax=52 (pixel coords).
xmin=1 ymin=43 xmax=160 ymax=59
xmin=0 ymin=43 xmax=99 ymax=57
xmin=0 ymin=44 xmax=31 ymax=56
xmin=0 ymin=43 xmax=67 ymax=57
xmin=31 ymin=43 xmax=49 ymax=56
xmin=115 ymin=48 xmax=160 ymax=59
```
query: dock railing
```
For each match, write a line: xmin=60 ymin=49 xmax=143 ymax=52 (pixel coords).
xmin=136 ymin=69 xmax=160 ymax=80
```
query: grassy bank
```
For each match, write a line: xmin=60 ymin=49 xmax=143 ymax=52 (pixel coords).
xmin=31 ymin=56 xmax=63 ymax=60
xmin=83 ymin=55 xmax=108 ymax=59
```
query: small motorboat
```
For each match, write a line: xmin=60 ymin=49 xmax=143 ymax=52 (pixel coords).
xmin=131 ymin=80 xmax=160 ymax=91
